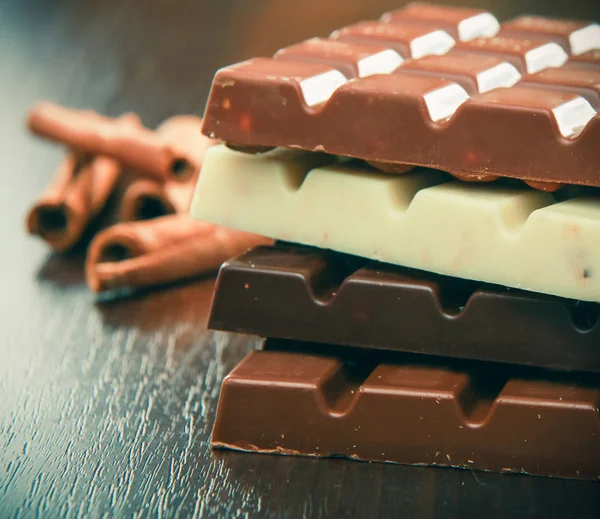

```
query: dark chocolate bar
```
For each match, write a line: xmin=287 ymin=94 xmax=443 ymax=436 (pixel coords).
xmin=209 ymin=245 xmax=600 ymax=373
xmin=212 ymin=341 xmax=600 ymax=480
xmin=201 ymin=3 xmax=600 ymax=190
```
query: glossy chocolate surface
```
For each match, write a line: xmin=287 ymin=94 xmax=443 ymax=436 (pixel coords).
xmin=202 ymin=3 xmax=600 ymax=189
xmin=212 ymin=340 xmax=600 ymax=480
xmin=209 ymin=245 xmax=600 ymax=373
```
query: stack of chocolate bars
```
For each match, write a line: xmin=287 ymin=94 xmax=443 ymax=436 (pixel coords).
xmin=191 ymin=3 xmax=600 ymax=479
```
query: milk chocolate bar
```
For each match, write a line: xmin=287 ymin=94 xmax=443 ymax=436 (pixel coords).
xmin=191 ymin=145 xmax=600 ymax=302
xmin=209 ymin=244 xmax=600 ymax=373
xmin=201 ymin=4 xmax=600 ymax=189
xmin=212 ymin=341 xmax=600 ymax=480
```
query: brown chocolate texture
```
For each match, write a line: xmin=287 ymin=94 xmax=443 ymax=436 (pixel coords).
xmin=209 ymin=244 xmax=600 ymax=373
xmin=212 ymin=340 xmax=600 ymax=480
xmin=201 ymin=3 xmax=600 ymax=190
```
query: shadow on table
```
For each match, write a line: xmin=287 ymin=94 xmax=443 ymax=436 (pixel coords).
xmin=94 ymin=275 xmax=217 ymax=332
xmin=35 ymin=244 xmax=87 ymax=285
xmin=34 ymin=226 xmax=218 ymax=334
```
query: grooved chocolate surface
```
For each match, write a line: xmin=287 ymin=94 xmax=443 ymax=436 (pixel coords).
xmin=212 ymin=342 xmax=600 ymax=480
xmin=201 ymin=3 xmax=600 ymax=189
xmin=209 ymin=245 xmax=600 ymax=373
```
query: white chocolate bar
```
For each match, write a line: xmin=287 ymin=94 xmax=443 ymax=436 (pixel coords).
xmin=190 ymin=145 xmax=600 ymax=302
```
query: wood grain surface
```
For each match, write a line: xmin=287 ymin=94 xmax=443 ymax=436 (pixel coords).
xmin=1 ymin=0 xmax=599 ymax=517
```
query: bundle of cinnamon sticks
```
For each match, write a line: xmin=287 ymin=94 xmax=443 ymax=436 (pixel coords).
xmin=26 ymin=101 xmax=271 ymax=294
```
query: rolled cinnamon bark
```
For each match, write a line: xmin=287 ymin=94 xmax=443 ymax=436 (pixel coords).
xmin=118 ymin=116 xmax=215 ymax=221
xmin=119 ymin=178 xmax=177 ymax=222
xmin=26 ymin=153 xmax=121 ymax=251
xmin=86 ymin=215 xmax=272 ymax=293
xmin=27 ymin=102 xmax=200 ymax=181
xmin=156 ymin=115 xmax=214 ymax=180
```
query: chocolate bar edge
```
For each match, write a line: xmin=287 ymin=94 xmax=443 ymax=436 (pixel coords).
xmin=208 ymin=245 xmax=600 ymax=374
xmin=210 ymin=345 xmax=600 ymax=480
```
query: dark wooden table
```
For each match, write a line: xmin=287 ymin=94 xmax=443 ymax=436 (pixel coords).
xmin=1 ymin=0 xmax=599 ymax=517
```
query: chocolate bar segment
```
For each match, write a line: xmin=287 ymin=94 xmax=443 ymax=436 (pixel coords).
xmin=501 ymin=16 xmax=600 ymax=56
xmin=570 ymin=49 xmax=600 ymax=64
xmin=396 ymin=52 xmax=521 ymax=93
xmin=191 ymin=145 xmax=600 ymax=303
xmin=202 ymin=5 xmax=600 ymax=188
xmin=209 ymin=245 xmax=600 ymax=373
xmin=331 ymin=22 xmax=455 ymax=59
xmin=212 ymin=344 xmax=600 ymax=480
xmin=274 ymin=38 xmax=404 ymax=79
xmin=465 ymin=86 xmax=595 ymax=139
xmin=203 ymin=63 xmax=600 ymax=187
xmin=454 ymin=35 xmax=568 ymax=74
xmin=520 ymin=67 xmax=600 ymax=107
xmin=381 ymin=3 xmax=500 ymax=41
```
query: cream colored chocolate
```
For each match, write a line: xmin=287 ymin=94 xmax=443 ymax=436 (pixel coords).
xmin=191 ymin=145 xmax=600 ymax=302
xmin=86 ymin=215 xmax=271 ymax=293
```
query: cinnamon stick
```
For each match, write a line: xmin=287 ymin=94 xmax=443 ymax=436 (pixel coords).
xmin=26 ymin=153 xmax=121 ymax=251
xmin=119 ymin=178 xmax=177 ymax=222
xmin=27 ymin=102 xmax=199 ymax=181
xmin=86 ymin=215 xmax=272 ymax=293
xmin=118 ymin=115 xmax=214 ymax=221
